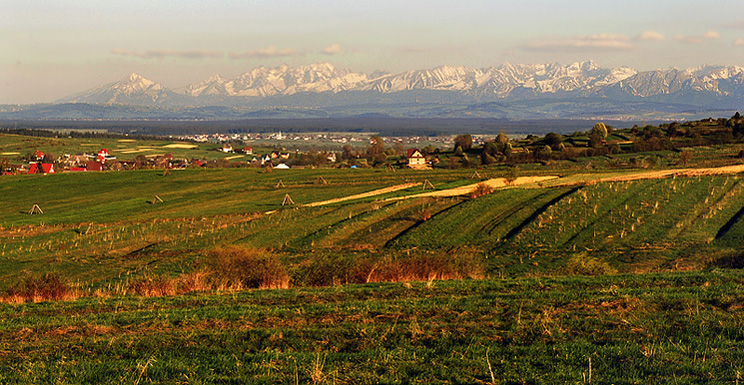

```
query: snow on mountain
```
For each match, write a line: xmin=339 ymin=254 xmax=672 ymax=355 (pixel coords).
xmin=361 ymin=65 xmax=482 ymax=93
xmin=184 ymin=62 xmax=369 ymax=98
xmin=57 ymin=62 xmax=744 ymax=108
xmin=60 ymin=73 xmax=185 ymax=105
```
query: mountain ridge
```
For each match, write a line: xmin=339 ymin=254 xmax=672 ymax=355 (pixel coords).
xmin=41 ymin=61 xmax=744 ymax=121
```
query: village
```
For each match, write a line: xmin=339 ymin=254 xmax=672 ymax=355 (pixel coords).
xmin=3 ymin=134 xmax=441 ymax=175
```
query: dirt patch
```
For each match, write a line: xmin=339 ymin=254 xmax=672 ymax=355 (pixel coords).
xmin=563 ymin=164 xmax=744 ymax=186
xmin=387 ymin=176 xmax=559 ymax=200
xmin=304 ymin=183 xmax=421 ymax=207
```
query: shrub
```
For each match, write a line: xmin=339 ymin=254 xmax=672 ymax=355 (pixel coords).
xmin=469 ymin=182 xmax=494 ymax=199
xmin=420 ymin=209 xmax=432 ymax=222
xmin=177 ymin=270 xmax=212 ymax=293
xmin=208 ymin=246 xmax=289 ymax=289
xmin=366 ymin=253 xmax=485 ymax=283
xmin=3 ymin=273 xmax=77 ymax=303
xmin=563 ymin=252 xmax=617 ymax=276
xmin=126 ymin=275 xmax=176 ymax=297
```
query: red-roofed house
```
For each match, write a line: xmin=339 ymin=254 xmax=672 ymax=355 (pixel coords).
xmin=28 ymin=163 xmax=55 ymax=174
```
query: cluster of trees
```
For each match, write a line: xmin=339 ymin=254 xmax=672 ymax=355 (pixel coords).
xmin=444 ymin=114 xmax=744 ymax=168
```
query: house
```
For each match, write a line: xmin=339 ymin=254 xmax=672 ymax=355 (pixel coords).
xmin=241 ymin=146 xmax=253 ymax=155
xmin=274 ymin=163 xmax=290 ymax=169
xmin=221 ymin=144 xmax=234 ymax=153
xmin=406 ymin=149 xmax=429 ymax=169
xmin=326 ymin=153 xmax=337 ymax=163
xmin=154 ymin=154 xmax=173 ymax=169
xmin=28 ymin=163 xmax=55 ymax=174
xmin=32 ymin=151 xmax=45 ymax=161
xmin=95 ymin=149 xmax=116 ymax=163
xmin=279 ymin=152 xmax=290 ymax=160
xmin=86 ymin=161 xmax=103 ymax=171
xmin=66 ymin=154 xmax=88 ymax=166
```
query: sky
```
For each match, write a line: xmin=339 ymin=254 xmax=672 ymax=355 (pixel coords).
xmin=3 ymin=0 xmax=744 ymax=104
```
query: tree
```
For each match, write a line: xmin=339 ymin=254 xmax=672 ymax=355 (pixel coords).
xmin=454 ymin=134 xmax=472 ymax=151
xmin=367 ymin=136 xmax=387 ymax=165
xmin=544 ymin=132 xmax=563 ymax=148
xmin=590 ymin=122 xmax=608 ymax=148
xmin=591 ymin=122 xmax=608 ymax=139
xmin=495 ymin=131 xmax=507 ymax=144
xmin=341 ymin=144 xmax=353 ymax=160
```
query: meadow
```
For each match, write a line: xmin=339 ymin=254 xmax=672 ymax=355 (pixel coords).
xmin=3 ymin=132 xmax=744 ymax=383
xmin=3 ymin=271 xmax=744 ymax=384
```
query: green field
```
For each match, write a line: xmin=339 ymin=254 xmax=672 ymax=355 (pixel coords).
xmin=3 ymin=271 xmax=744 ymax=384
xmin=2 ymin=164 xmax=744 ymax=287
xmin=4 ymin=133 xmax=744 ymax=383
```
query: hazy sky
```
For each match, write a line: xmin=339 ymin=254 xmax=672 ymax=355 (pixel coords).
xmin=4 ymin=0 xmax=744 ymax=104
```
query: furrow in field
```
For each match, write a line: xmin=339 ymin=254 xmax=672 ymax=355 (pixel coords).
xmin=503 ymin=187 xmax=582 ymax=240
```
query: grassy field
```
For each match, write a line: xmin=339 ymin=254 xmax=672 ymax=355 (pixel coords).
xmin=0 ymin=133 xmax=267 ymax=162
xmin=2 ymin=163 xmax=744 ymax=287
xmin=3 ymin=271 xmax=744 ymax=384
xmin=4 ymin=134 xmax=744 ymax=383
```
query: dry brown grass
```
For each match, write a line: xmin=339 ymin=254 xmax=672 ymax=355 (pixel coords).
xmin=126 ymin=275 xmax=176 ymax=297
xmin=2 ymin=273 xmax=81 ymax=303
xmin=360 ymin=253 xmax=485 ymax=283
xmin=468 ymin=182 xmax=494 ymax=199
xmin=207 ymin=246 xmax=290 ymax=290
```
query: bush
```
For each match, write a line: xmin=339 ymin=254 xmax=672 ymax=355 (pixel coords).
xmin=469 ymin=182 xmax=494 ymax=199
xmin=4 ymin=273 xmax=77 ymax=303
xmin=127 ymin=275 xmax=176 ymax=297
xmin=365 ymin=253 xmax=485 ymax=283
xmin=208 ymin=246 xmax=289 ymax=289
xmin=563 ymin=253 xmax=617 ymax=276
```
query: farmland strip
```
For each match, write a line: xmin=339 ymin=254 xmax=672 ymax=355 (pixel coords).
xmin=715 ymin=203 xmax=744 ymax=240
xmin=503 ymin=187 xmax=581 ymax=240
xmin=382 ymin=199 xmax=466 ymax=249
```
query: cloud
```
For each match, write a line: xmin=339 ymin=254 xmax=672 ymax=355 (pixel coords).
xmin=637 ymin=30 xmax=665 ymax=41
xmin=321 ymin=43 xmax=342 ymax=55
xmin=734 ymin=39 xmax=744 ymax=46
xmin=397 ymin=46 xmax=427 ymax=54
xmin=228 ymin=46 xmax=300 ymax=59
xmin=674 ymin=35 xmax=702 ymax=44
xmin=524 ymin=34 xmax=633 ymax=51
xmin=112 ymin=49 xmax=223 ymax=59
xmin=726 ymin=21 xmax=744 ymax=29
xmin=675 ymin=30 xmax=721 ymax=44
xmin=703 ymin=30 xmax=721 ymax=40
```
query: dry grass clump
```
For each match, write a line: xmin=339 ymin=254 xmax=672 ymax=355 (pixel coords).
xmin=2 ymin=273 xmax=80 ymax=303
xmin=563 ymin=252 xmax=617 ymax=276
xmin=126 ymin=275 xmax=176 ymax=297
xmin=468 ymin=182 xmax=494 ymax=199
xmin=177 ymin=270 xmax=212 ymax=293
xmin=123 ymin=247 xmax=289 ymax=297
xmin=207 ymin=246 xmax=290 ymax=290
xmin=361 ymin=253 xmax=485 ymax=283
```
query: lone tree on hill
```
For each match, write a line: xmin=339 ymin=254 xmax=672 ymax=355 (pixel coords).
xmin=590 ymin=122 xmax=609 ymax=148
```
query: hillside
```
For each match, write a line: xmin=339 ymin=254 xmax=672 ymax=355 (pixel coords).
xmin=2 ymin=154 xmax=744 ymax=288
xmin=4 ymin=134 xmax=744 ymax=384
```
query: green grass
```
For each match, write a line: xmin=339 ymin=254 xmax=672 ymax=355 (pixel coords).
xmin=4 ymin=167 xmax=744 ymax=286
xmin=3 ymin=271 xmax=744 ymax=383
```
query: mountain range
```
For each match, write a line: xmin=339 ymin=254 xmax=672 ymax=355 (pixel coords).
xmin=9 ymin=61 xmax=744 ymax=121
